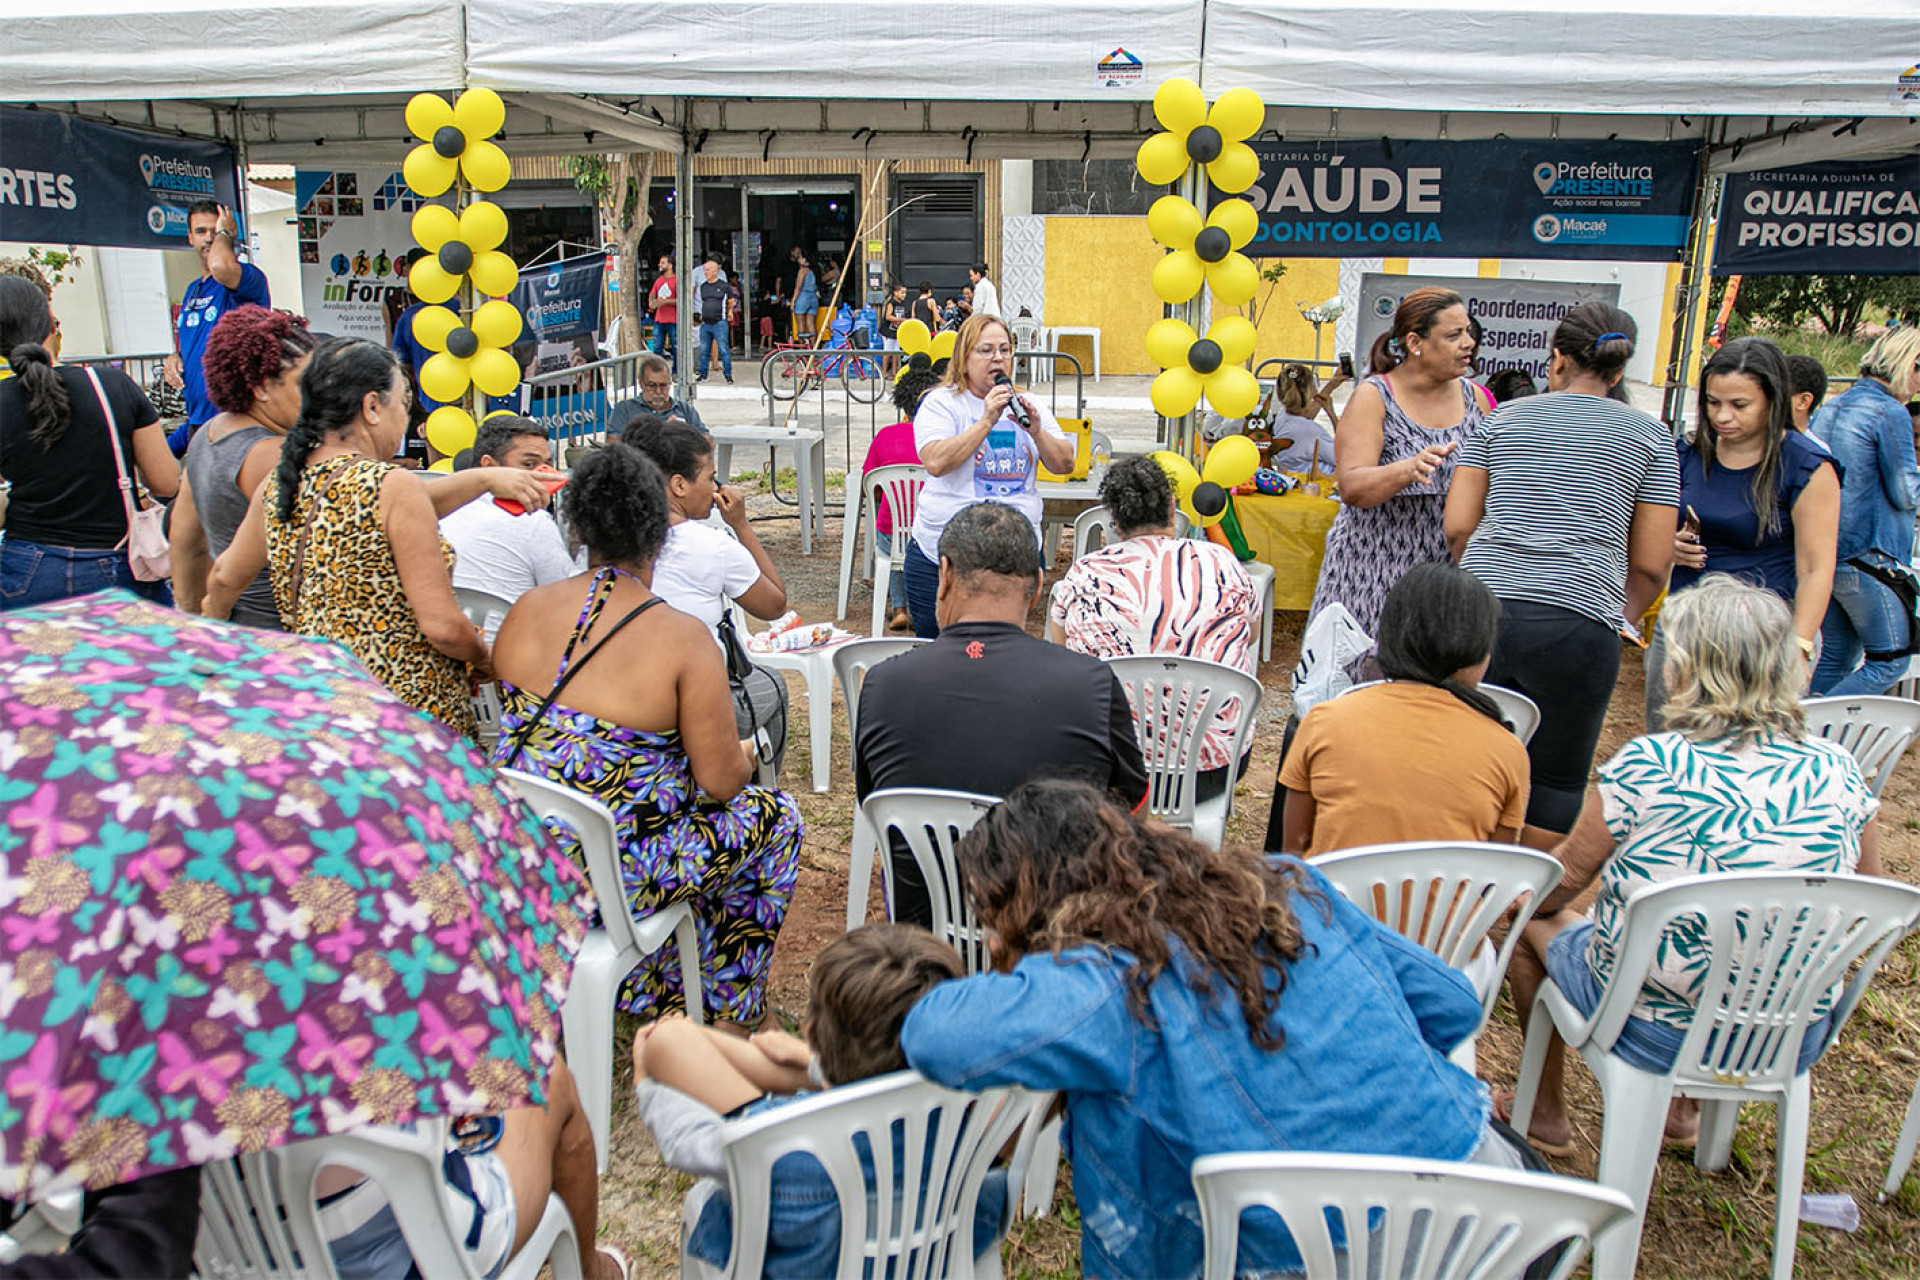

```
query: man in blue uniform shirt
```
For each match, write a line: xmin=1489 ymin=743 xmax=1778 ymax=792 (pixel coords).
xmin=164 ymin=200 xmax=270 ymax=453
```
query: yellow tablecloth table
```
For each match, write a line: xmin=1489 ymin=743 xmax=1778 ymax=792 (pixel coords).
xmin=1234 ymin=489 xmax=1340 ymax=612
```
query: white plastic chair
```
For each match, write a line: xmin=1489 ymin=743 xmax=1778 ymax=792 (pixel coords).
xmin=859 ymin=789 xmax=998 ymax=972
xmin=1891 ymin=654 xmax=1920 ymax=702
xmin=1801 ymin=693 xmax=1920 ymax=796
xmin=1243 ymin=560 xmax=1276 ymax=663
xmin=456 ymin=586 xmax=515 ymax=749
xmin=1887 ymin=1064 xmax=1920 ymax=1203
xmin=1339 ymin=680 xmax=1541 ymax=746
xmin=678 ymin=1071 xmax=1040 ymax=1280
xmin=1010 ymin=317 xmax=1048 ymax=383
xmin=1510 ymin=872 xmax=1920 ymax=1280
xmin=1311 ymin=842 xmax=1565 ymax=1072
xmin=835 ymin=464 xmax=926 ymax=631
xmin=499 ymin=769 xmax=704 ymax=1177
xmin=834 ymin=637 xmax=931 ymax=928
xmin=1189 ymin=1152 xmax=1634 ymax=1280
xmin=1068 ymin=504 xmax=1190 ymax=561
xmin=196 ymin=1118 xmax=582 ymax=1280
xmin=1105 ymin=655 xmax=1264 ymax=849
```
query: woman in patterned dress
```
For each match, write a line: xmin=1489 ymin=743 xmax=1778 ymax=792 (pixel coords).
xmin=1048 ymin=454 xmax=1258 ymax=801
xmin=1496 ymin=575 xmax=1882 ymax=1154
xmin=1307 ymin=287 xmax=1491 ymax=643
xmin=491 ymin=442 xmax=802 ymax=1023
xmin=205 ymin=338 xmax=550 ymax=736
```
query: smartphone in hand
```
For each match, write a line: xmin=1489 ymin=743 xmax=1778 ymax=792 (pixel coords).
xmin=1338 ymin=352 xmax=1355 ymax=378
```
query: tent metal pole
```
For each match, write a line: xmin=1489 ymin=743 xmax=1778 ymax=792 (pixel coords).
xmin=739 ymin=184 xmax=753 ymax=357
xmin=675 ymin=99 xmax=695 ymax=406
xmin=1662 ymin=133 xmax=1719 ymax=428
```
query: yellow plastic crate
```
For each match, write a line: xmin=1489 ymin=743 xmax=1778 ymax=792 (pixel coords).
xmin=1037 ymin=417 xmax=1092 ymax=481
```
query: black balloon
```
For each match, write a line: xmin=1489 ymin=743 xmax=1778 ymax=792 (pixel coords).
xmin=446 ymin=327 xmax=479 ymax=359
xmin=1188 ymin=339 xmax=1223 ymax=375
xmin=438 ymin=241 xmax=474 ymax=275
xmin=432 ymin=125 xmax=466 ymax=159
xmin=1194 ymin=226 xmax=1232 ymax=263
xmin=908 ymin=352 xmax=932 ymax=371
xmin=1185 ymin=125 xmax=1223 ymax=164
xmin=1192 ymin=480 xmax=1227 ymax=518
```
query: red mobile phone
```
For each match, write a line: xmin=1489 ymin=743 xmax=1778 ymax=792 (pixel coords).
xmin=495 ymin=466 xmax=569 ymax=516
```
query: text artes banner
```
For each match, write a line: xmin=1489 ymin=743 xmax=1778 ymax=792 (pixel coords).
xmin=1236 ymin=139 xmax=1699 ymax=261
xmin=1355 ymin=273 xmax=1620 ymax=381
xmin=509 ymin=253 xmax=607 ymax=375
xmin=0 ymin=107 xmax=242 ymax=250
xmin=1714 ymin=158 xmax=1920 ymax=276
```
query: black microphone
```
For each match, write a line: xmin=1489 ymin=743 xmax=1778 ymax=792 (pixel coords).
xmin=992 ymin=372 xmax=1032 ymax=429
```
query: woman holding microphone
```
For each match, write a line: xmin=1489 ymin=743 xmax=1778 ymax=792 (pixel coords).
xmin=903 ymin=313 xmax=1076 ymax=636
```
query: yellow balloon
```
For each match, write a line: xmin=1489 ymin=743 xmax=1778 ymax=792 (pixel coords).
xmin=930 ymin=330 xmax=957 ymax=361
xmin=452 ymin=87 xmax=505 ymax=143
xmin=895 ymin=318 xmax=930 ymax=353
xmin=424 ymin=405 xmax=477 ymax=456
xmin=1152 ymin=251 xmax=1205 ymax=306
xmin=420 ymin=353 xmax=471 ymax=405
xmin=1145 ymin=318 xmax=1198 ymax=370
xmin=459 ymin=201 xmax=509 ymax=252
xmin=409 ymin=258 xmax=459 ymax=305
xmin=411 ymin=203 xmax=459 ymax=250
xmin=471 ymin=299 xmax=522 ymax=349
xmin=469 ymin=250 xmax=519 ymax=298
xmin=1206 ymin=253 xmax=1260 ymax=308
xmin=1207 ymin=367 xmax=1263 ymax=421
xmin=461 ymin=140 xmax=511 ymax=193
xmin=1146 ymin=195 xmax=1202 ymax=250
xmin=1135 ymin=131 xmax=1191 ymax=186
xmin=470 ymin=347 xmax=521 ymax=397
xmin=428 ymin=457 xmax=456 ymax=473
xmin=1207 ymin=199 xmax=1259 ymax=250
xmin=1152 ymin=450 xmax=1204 ymax=522
xmin=413 ymin=303 xmax=460 ymax=351
xmin=1208 ymin=316 xmax=1258 ymax=367
xmin=403 ymin=144 xmax=457 ymax=198
xmin=405 ymin=92 xmax=454 ymax=142
xmin=1207 ymin=87 xmax=1267 ymax=143
xmin=1152 ymin=77 xmax=1208 ymax=135
xmin=1208 ymin=141 xmax=1261 ymax=195
xmin=1151 ymin=367 xmax=1205 ymax=418
xmin=1203 ymin=427 xmax=1262 ymax=486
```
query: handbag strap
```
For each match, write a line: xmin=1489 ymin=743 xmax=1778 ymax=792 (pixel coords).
xmin=286 ymin=462 xmax=345 ymax=618
xmin=83 ymin=368 xmax=141 ymax=546
xmin=500 ymin=595 xmax=666 ymax=767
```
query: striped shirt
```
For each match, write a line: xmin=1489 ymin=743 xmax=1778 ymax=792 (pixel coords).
xmin=1458 ymin=392 xmax=1679 ymax=627
xmin=1049 ymin=535 xmax=1256 ymax=770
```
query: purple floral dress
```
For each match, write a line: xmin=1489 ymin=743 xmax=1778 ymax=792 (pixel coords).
xmin=493 ymin=571 xmax=802 ymax=1022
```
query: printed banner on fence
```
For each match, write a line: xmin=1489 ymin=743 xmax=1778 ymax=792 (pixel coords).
xmin=0 ymin=106 xmax=242 ymax=250
xmin=1355 ymin=274 xmax=1621 ymax=381
xmin=1238 ymin=139 xmax=1699 ymax=262
xmin=294 ymin=169 xmax=445 ymax=342
xmin=1713 ymin=157 xmax=1920 ymax=276
xmin=509 ymin=254 xmax=607 ymax=377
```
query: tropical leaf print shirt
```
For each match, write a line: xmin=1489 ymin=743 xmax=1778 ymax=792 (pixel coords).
xmin=1590 ymin=731 xmax=1877 ymax=1029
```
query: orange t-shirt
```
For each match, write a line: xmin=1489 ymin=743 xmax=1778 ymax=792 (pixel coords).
xmin=1279 ymin=681 xmax=1530 ymax=856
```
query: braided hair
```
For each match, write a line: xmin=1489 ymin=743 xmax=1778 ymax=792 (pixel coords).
xmin=1374 ymin=563 xmax=1509 ymax=727
xmin=0 ymin=276 xmax=69 ymax=449
xmin=274 ymin=337 xmax=400 ymax=522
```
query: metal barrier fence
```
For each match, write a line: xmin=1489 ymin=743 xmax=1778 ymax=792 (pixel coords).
xmin=516 ymin=350 xmax=646 ymax=465
xmin=67 ymin=351 xmax=183 ymax=420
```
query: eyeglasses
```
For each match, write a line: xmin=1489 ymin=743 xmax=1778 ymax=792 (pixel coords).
xmin=642 ymin=378 xmax=673 ymax=391
xmin=971 ymin=344 xmax=1013 ymax=358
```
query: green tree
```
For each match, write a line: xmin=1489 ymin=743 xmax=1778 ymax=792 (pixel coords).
xmin=567 ymin=152 xmax=655 ymax=354
xmin=1710 ymin=273 xmax=1920 ymax=339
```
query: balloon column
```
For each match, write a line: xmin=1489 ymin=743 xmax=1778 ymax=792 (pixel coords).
xmin=892 ymin=319 xmax=957 ymax=383
xmin=1152 ymin=434 xmax=1262 ymax=559
xmin=402 ymin=87 xmax=522 ymax=462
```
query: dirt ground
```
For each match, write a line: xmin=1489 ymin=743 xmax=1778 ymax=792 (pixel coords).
xmin=591 ymin=481 xmax=1920 ymax=1279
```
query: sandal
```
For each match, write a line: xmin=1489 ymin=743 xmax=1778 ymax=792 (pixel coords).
xmin=1491 ymin=1089 xmax=1580 ymax=1159
xmin=596 ymin=1245 xmax=633 ymax=1280
xmin=887 ymin=608 xmax=913 ymax=633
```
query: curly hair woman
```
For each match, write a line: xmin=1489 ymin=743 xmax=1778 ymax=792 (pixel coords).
xmin=901 ymin=779 xmax=1528 ymax=1280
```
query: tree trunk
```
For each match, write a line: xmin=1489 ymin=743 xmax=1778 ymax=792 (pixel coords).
xmin=602 ymin=152 xmax=655 ymax=355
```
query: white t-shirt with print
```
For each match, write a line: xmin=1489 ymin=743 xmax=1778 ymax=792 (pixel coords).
xmin=650 ymin=518 xmax=762 ymax=648
xmin=909 ymin=384 xmax=1069 ymax=561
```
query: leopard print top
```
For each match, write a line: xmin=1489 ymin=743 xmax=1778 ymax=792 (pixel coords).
xmin=264 ymin=453 xmax=478 ymax=738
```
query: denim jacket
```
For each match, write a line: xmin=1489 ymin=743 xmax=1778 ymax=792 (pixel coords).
xmin=1811 ymin=378 xmax=1919 ymax=563
xmin=901 ymin=858 xmax=1489 ymax=1280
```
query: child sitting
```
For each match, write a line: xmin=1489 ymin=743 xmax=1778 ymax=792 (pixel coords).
xmin=635 ymin=925 xmax=1008 ymax=1278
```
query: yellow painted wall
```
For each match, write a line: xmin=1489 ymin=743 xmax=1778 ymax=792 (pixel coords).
xmin=1041 ymin=216 xmax=1342 ymax=377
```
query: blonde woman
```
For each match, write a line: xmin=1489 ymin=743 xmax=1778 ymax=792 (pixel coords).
xmin=1497 ymin=575 xmax=1882 ymax=1153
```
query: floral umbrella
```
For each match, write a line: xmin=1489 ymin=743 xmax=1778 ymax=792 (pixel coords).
xmin=0 ymin=591 xmax=591 ymax=1200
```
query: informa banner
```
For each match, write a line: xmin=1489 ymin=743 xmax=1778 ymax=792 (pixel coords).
xmin=1355 ymin=274 xmax=1621 ymax=382
xmin=0 ymin=106 xmax=241 ymax=250
xmin=1714 ymin=157 xmax=1920 ymax=276
xmin=1239 ymin=140 xmax=1699 ymax=262
xmin=509 ymin=254 xmax=606 ymax=376
xmin=295 ymin=169 xmax=442 ymax=341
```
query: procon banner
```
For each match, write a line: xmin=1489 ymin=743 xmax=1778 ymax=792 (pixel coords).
xmin=0 ymin=107 xmax=242 ymax=250
xmin=1714 ymin=157 xmax=1920 ymax=276
xmin=1355 ymin=274 xmax=1621 ymax=381
xmin=1238 ymin=139 xmax=1699 ymax=262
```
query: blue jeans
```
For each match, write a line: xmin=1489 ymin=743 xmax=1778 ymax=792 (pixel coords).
xmin=0 ymin=538 xmax=172 ymax=610
xmin=652 ymin=317 xmax=676 ymax=369
xmin=697 ymin=321 xmax=731 ymax=379
xmin=1812 ymin=559 xmax=1911 ymax=697
xmin=903 ymin=538 xmax=940 ymax=638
